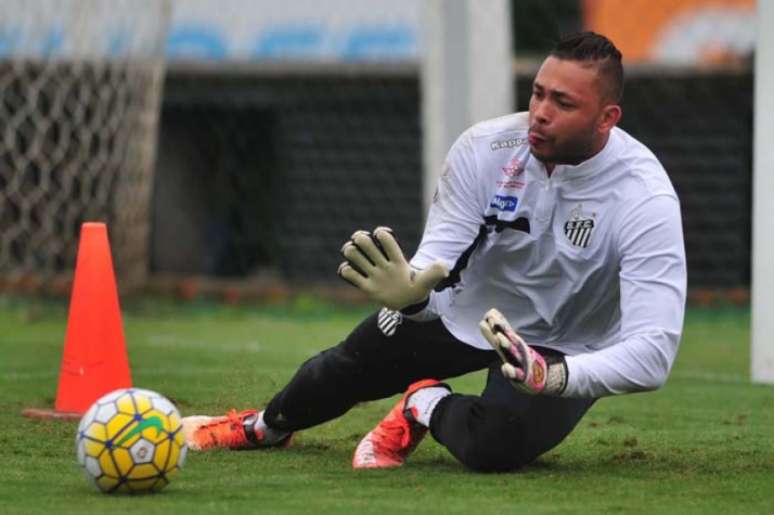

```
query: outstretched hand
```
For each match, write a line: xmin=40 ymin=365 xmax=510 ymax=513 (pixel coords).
xmin=337 ymin=227 xmax=448 ymax=311
xmin=480 ymin=308 xmax=567 ymax=395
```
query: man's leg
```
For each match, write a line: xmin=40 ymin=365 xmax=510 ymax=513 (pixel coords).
xmin=263 ymin=310 xmax=495 ymax=433
xmin=183 ymin=309 xmax=496 ymax=450
xmin=429 ymin=357 xmax=595 ymax=472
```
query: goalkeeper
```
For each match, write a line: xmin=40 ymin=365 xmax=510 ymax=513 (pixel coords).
xmin=183 ymin=32 xmax=686 ymax=472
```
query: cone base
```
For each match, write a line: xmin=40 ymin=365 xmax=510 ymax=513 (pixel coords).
xmin=21 ymin=408 xmax=82 ymax=421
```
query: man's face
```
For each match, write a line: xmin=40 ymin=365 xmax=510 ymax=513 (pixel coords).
xmin=527 ymin=56 xmax=609 ymax=165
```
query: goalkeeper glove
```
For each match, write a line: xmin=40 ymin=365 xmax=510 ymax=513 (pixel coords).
xmin=480 ymin=308 xmax=568 ymax=396
xmin=337 ymin=226 xmax=449 ymax=311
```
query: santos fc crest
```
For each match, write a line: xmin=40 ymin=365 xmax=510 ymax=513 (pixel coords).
xmin=377 ymin=307 xmax=403 ymax=337
xmin=564 ymin=205 xmax=596 ymax=248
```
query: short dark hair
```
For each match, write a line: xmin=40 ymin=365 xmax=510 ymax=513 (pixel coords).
xmin=550 ymin=32 xmax=624 ymax=103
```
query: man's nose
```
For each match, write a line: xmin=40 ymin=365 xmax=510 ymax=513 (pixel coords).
xmin=533 ymin=100 xmax=551 ymax=125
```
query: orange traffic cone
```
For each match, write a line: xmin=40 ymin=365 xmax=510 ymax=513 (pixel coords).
xmin=23 ymin=222 xmax=132 ymax=420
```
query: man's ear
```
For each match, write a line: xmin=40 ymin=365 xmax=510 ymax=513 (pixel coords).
xmin=598 ymin=104 xmax=622 ymax=133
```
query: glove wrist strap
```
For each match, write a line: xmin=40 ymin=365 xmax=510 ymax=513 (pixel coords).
xmin=399 ymin=296 xmax=430 ymax=315
xmin=544 ymin=359 xmax=568 ymax=396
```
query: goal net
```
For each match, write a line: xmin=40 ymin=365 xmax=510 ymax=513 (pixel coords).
xmin=0 ymin=0 xmax=170 ymax=293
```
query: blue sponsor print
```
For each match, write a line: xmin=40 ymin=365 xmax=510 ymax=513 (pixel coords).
xmin=341 ymin=26 xmax=415 ymax=60
xmin=169 ymin=23 xmax=416 ymax=61
xmin=489 ymin=195 xmax=518 ymax=212
xmin=0 ymin=22 xmax=418 ymax=62
xmin=166 ymin=26 xmax=228 ymax=60
xmin=255 ymin=25 xmax=324 ymax=59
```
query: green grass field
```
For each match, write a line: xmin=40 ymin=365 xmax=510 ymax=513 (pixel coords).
xmin=1 ymin=297 xmax=772 ymax=514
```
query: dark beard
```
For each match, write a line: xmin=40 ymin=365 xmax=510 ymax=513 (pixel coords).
xmin=533 ymin=134 xmax=597 ymax=166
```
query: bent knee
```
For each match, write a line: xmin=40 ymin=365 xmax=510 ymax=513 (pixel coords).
xmin=457 ymin=439 xmax=535 ymax=472
xmin=452 ymin=414 xmax=537 ymax=472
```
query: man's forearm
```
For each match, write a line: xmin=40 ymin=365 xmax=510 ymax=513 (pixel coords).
xmin=561 ymin=330 xmax=679 ymax=398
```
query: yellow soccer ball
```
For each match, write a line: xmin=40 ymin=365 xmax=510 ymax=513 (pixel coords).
xmin=75 ymin=388 xmax=187 ymax=493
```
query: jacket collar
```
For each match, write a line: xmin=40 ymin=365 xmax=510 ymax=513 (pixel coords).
xmin=528 ymin=127 xmax=622 ymax=183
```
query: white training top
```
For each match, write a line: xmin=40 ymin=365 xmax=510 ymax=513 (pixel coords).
xmin=407 ymin=112 xmax=687 ymax=398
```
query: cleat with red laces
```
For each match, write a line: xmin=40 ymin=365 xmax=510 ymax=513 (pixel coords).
xmin=182 ymin=409 xmax=292 ymax=451
xmin=352 ymin=379 xmax=444 ymax=469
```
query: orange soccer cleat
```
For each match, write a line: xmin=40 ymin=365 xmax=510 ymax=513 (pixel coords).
xmin=352 ymin=379 xmax=442 ymax=469
xmin=182 ymin=409 xmax=292 ymax=451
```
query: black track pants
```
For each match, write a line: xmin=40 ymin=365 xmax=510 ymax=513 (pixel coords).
xmin=264 ymin=310 xmax=595 ymax=471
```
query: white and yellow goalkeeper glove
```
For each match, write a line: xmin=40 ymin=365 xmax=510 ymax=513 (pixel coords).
xmin=480 ymin=308 xmax=568 ymax=396
xmin=337 ymin=227 xmax=449 ymax=311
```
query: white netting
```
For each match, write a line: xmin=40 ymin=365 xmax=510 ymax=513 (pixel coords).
xmin=0 ymin=0 xmax=170 ymax=292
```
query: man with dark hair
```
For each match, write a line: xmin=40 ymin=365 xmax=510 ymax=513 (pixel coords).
xmin=183 ymin=32 xmax=686 ymax=472
xmin=551 ymin=31 xmax=624 ymax=102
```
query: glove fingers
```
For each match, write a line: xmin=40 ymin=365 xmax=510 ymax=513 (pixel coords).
xmin=479 ymin=319 xmax=500 ymax=350
xmin=371 ymin=226 xmax=397 ymax=261
xmin=373 ymin=227 xmax=406 ymax=264
xmin=486 ymin=311 xmax=528 ymax=365
xmin=484 ymin=309 xmax=523 ymax=343
xmin=351 ymin=230 xmax=389 ymax=267
xmin=481 ymin=309 xmax=519 ymax=349
xmin=481 ymin=310 xmax=529 ymax=369
xmin=337 ymin=262 xmax=368 ymax=289
xmin=480 ymin=317 xmax=507 ymax=350
xmin=501 ymin=363 xmax=526 ymax=382
xmin=497 ymin=334 xmax=529 ymax=371
xmin=341 ymin=241 xmax=375 ymax=274
xmin=480 ymin=320 xmax=514 ymax=367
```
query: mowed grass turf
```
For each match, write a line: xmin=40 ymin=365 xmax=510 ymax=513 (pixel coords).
xmin=1 ymin=297 xmax=772 ymax=514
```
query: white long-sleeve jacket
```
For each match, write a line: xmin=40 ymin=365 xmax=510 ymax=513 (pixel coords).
xmin=407 ymin=112 xmax=687 ymax=398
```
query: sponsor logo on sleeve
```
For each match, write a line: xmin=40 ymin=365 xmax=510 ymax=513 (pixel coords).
xmin=489 ymin=195 xmax=519 ymax=212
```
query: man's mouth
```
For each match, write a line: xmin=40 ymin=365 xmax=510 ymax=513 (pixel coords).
xmin=528 ymin=129 xmax=549 ymax=145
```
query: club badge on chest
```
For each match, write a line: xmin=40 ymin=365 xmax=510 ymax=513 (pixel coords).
xmin=564 ymin=204 xmax=596 ymax=248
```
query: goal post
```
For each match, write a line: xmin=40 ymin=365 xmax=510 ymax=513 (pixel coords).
xmin=0 ymin=0 xmax=171 ymax=293
xmin=751 ymin=0 xmax=774 ymax=383
xmin=420 ymin=0 xmax=514 ymax=214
